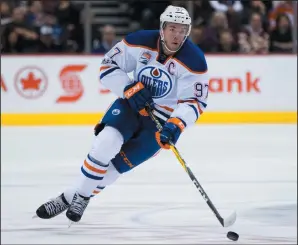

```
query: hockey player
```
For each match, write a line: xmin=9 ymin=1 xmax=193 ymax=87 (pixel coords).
xmin=36 ymin=5 xmax=209 ymax=223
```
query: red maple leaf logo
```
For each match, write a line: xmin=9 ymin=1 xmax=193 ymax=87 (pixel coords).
xmin=21 ymin=72 xmax=41 ymax=90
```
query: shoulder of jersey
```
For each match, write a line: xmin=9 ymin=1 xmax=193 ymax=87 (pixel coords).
xmin=124 ymin=30 xmax=159 ymax=50
xmin=175 ymin=39 xmax=208 ymax=74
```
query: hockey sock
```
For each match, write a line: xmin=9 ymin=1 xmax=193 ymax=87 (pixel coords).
xmin=75 ymin=126 xmax=123 ymax=198
xmin=63 ymin=161 xmax=121 ymax=202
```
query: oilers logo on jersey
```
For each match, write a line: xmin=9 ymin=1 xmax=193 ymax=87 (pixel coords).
xmin=137 ymin=66 xmax=173 ymax=99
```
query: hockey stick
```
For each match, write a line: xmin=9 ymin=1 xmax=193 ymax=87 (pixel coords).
xmin=146 ymin=106 xmax=236 ymax=227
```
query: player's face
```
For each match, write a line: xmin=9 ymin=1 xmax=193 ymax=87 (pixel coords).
xmin=163 ymin=23 xmax=189 ymax=51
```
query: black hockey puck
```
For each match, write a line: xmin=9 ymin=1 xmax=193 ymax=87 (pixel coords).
xmin=227 ymin=231 xmax=239 ymax=241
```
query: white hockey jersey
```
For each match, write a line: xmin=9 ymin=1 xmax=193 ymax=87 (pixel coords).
xmin=99 ymin=30 xmax=209 ymax=128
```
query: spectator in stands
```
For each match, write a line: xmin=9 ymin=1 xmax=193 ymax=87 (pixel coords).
xmin=241 ymin=0 xmax=270 ymax=29
xmin=190 ymin=24 xmax=213 ymax=52
xmin=269 ymin=1 xmax=294 ymax=31
xmin=192 ymin=0 xmax=214 ymax=27
xmin=92 ymin=25 xmax=118 ymax=54
xmin=55 ymin=0 xmax=83 ymax=52
xmin=1 ymin=1 xmax=12 ymax=52
xmin=1 ymin=1 xmax=12 ymax=25
xmin=209 ymin=1 xmax=243 ymax=36
xmin=25 ymin=0 xmax=44 ymax=28
xmin=41 ymin=0 xmax=58 ymax=15
xmin=128 ymin=1 xmax=170 ymax=30
xmin=141 ymin=1 xmax=171 ymax=29
xmin=2 ymin=1 xmax=296 ymax=54
xmin=209 ymin=1 xmax=243 ymax=14
xmin=215 ymin=29 xmax=239 ymax=53
xmin=127 ymin=1 xmax=145 ymax=31
xmin=203 ymin=12 xmax=229 ymax=52
xmin=270 ymin=13 xmax=294 ymax=53
xmin=238 ymin=12 xmax=269 ymax=54
xmin=38 ymin=24 xmax=64 ymax=52
xmin=38 ymin=14 xmax=66 ymax=48
xmin=2 ymin=6 xmax=39 ymax=53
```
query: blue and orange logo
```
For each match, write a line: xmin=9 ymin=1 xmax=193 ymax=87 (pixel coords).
xmin=137 ymin=66 xmax=173 ymax=99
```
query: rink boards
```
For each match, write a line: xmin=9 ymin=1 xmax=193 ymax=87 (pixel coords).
xmin=1 ymin=55 xmax=297 ymax=125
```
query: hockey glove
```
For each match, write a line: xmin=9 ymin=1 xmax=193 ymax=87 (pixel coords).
xmin=124 ymin=82 xmax=154 ymax=116
xmin=155 ymin=118 xmax=186 ymax=149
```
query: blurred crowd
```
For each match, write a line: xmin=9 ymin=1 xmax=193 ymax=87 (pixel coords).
xmin=1 ymin=0 xmax=297 ymax=54
xmin=127 ymin=0 xmax=297 ymax=54
xmin=1 ymin=0 xmax=84 ymax=53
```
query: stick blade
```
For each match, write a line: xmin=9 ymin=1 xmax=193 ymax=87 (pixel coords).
xmin=223 ymin=211 xmax=237 ymax=227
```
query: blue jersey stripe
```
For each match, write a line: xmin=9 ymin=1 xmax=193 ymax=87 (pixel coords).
xmin=198 ymin=100 xmax=207 ymax=108
xmin=182 ymin=97 xmax=207 ymax=108
xmin=188 ymin=104 xmax=199 ymax=120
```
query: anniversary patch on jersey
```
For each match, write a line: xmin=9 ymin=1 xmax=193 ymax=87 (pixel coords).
xmin=137 ymin=66 xmax=173 ymax=98
xmin=139 ymin=51 xmax=152 ymax=65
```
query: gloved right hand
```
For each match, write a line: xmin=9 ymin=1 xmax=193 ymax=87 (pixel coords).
xmin=155 ymin=117 xmax=185 ymax=149
xmin=124 ymin=81 xmax=154 ymax=116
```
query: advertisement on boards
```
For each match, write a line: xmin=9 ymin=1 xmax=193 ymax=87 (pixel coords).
xmin=1 ymin=55 xmax=297 ymax=125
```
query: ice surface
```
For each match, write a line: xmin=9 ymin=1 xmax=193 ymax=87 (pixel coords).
xmin=1 ymin=125 xmax=297 ymax=244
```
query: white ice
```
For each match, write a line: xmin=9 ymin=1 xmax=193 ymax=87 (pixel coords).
xmin=1 ymin=125 xmax=297 ymax=244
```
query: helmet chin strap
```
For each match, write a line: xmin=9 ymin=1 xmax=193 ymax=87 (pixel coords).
xmin=160 ymin=29 xmax=188 ymax=54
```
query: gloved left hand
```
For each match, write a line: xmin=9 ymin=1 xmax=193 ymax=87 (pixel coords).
xmin=155 ymin=117 xmax=186 ymax=149
xmin=124 ymin=81 xmax=154 ymax=116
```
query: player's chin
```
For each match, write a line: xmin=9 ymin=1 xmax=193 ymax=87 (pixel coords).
xmin=170 ymin=43 xmax=180 ymax=51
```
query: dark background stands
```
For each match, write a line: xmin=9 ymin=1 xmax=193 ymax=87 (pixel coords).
xmin=1 ymin=0 xmax=296 ymax=54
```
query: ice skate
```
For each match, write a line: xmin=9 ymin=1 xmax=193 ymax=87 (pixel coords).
xmin=66 ymin=192 xmax=90 ymax=222
xmin=35 ymin=193 xmax=70 ymax=219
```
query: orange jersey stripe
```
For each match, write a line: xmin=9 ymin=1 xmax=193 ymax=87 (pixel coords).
xmin=178 ymin=99 xmax=203 ymax=115
xmin=100 ymin=66 xmax=112 ymax=72
xmin=156 ymin=104 xmax=174 ymax=112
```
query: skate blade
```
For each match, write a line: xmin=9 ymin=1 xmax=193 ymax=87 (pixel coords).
xmin=32 ymin=214 xmax=38 ymax=219
xmin=68 ymin=220 xmax=74 ymax=228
